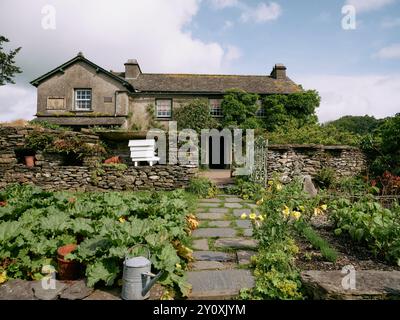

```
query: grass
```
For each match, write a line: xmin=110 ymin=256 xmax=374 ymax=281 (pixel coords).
xmin=295 ymin=221 xmax=338 ymax=263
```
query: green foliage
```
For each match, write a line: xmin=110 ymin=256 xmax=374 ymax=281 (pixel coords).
xmin=226 ymin=177 xmax=266 ymax=201
xmin=360 ymin=113 xmax=400 ymax=176
xmin=221 ymin=89 xmax=259 ymax=128
xmin=0 ymin=36 xmax=22 ymax=86
xmin=314 ymin=168 xmax=336 ymax=189
xmin=295 ymin=221 xmax=338 ymax=262
xmin=328 ymin=115 xmax=382 ymax=135
xmin=0 ymin=185 xmax=194 ymax=296
xmin=24 ymin=131 xmax=55 ymax=153
xmin=265 ymin=120 xmax=359 ymax=145
xmin=173 ymin=99 xmax=219 ymax=132
xmin=187 ymin=177 xmax=218 ymax=198
xmin=242 ymin=236 xmax=303 ymax=300
xmin=330 ymin=197 xmax=400 ymax=265
xmin=28 ymin=120 xmax=68 ymax=131
xmin=261 ymin=90 xmax=320 ymax=131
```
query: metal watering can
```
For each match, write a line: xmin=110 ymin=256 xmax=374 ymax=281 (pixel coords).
xmin=121 ymin=245 xmax=163 ymax=300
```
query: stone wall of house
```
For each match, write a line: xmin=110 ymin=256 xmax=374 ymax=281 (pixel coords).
xmin=0 ymin=126 xmax=197 ymax=191
xmin=265 ymin=144 xmax=366 ymax=182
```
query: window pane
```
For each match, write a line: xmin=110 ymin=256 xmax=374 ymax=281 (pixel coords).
xmin=156 ymin=100 xmax=172 ymax=117
xmin=75 ymin=89 xmax=92 ymax=110
xmin=209 ymin=99 xmax=222 ymax=117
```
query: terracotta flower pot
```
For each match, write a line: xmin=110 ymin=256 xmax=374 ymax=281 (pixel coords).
xmin=57 ymin=244 xmax=80 ymax=280
xmin=25 ymin=155 xmax=35 ymax=167
xmin=104 ymin=156 xmax=122 ymax=164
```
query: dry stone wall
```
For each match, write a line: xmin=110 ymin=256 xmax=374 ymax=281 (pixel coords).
xmin=266 ymin=144 xmax=366 ymax=181
xmin=0 ymin=126 xmax=197 ymax=191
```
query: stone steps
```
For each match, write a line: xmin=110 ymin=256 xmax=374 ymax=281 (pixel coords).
xmin=187 ymin=270 xmax=255 ymax=299
xmin=188 ymin=194 xmax=257 ymax=299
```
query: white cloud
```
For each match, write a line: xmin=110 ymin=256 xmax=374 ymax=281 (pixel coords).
xmin=374 ymin=43 xmax=400 ymax=59
xmin=0 ymin=0 xmax=242 ymax=121
xmin=223 ymin=20 xmax=234 ymax=30
xmin=0 ymin=85 xmax=36 ymax=121
xmin=209 ymin=0 xmax=239 ymax=9
xmin=224 ymin=45 xmax=242 ymax=63
xmin=296 ymin=74 xmax=400 ymax=122
xmin=345 ymin=0 xmax=396 ymax=13
xmin=381 ymin=17 xmax=400 ymax=28
xmin=240 ymin=2 xmax=282 ymax=23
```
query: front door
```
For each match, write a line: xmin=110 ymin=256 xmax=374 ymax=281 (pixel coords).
xmin=208 ymin=136 xmax=227 ymax=169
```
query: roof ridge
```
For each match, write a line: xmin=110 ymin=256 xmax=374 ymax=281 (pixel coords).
xmin=139 ymin=73 xmax=272 ymax=78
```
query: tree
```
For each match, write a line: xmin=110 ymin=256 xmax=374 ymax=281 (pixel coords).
xmin=173 ymin=99 xmax=219 ymax=133
xmin=261 ymin=90 xmax=320 ymax=131
xmin=220 ymin=89 xmax=259 ymax=128
xmin=327 ymin=115 xmax=382 ymax=135
xmin=360 ymin=113 xmax=400 ymax=176
xmin=0 ymin=36 xmax=22 ymax=85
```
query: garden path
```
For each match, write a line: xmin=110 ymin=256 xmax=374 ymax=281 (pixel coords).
xmin=187 ymin=195 xmax=258 ymax=299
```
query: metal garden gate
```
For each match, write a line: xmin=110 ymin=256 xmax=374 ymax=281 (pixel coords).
xmin=250 ymin=136 xmax=268 ymax=187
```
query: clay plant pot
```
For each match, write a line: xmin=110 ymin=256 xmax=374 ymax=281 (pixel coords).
xmin=104 ymin=156 xmax=122 ymax=164
xmin=24 ymin=155 xmax=35 ymax=167
xmin=57 ymin=244 xmax=80 ymax=280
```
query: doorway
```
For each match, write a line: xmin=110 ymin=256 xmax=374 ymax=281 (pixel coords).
xmin=208 ymin=136 xmax=228 ymax=169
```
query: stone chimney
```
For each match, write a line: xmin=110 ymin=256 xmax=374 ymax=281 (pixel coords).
xmin=124 ymin=59 xmax=141 ymax=79
xmin=270 ymin=64 xmax=287 ymax=79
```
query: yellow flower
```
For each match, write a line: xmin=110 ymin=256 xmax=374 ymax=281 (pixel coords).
xmin=268 ymin=180 xmax=273 ymax=186
xmin=299 ymin=205 xmax=305 ymax=212
xmin=314 ymin=207 xmax=323 ymax=216
xmin=258 ymin=215 xmax=265 ymax=221
xmin=321 ymin=204 xmax=327 ymax=211
xmin=118 ymin=217 xmax=126 ymax=223
xmin=240 ymin=213 xmax=247 ymax=219
xmin=276 ymin=183 xmax=283 ymax=191
xmin=282 ymin=205 xmax=290 ymax=217
xmin=249 ymin=213 xmax=257 ymax=220
xmin=291 ymin=211 xmax=301 ymax=220
xmin=0 ymin=271 xmax=7 ymax=284
xmin=243 ymin=194 xmax=249 ymax=200
xmin=175 ymin=263 xmax=182 ymax=270
xmin=256 ymin=198 xmax=264 ymax=206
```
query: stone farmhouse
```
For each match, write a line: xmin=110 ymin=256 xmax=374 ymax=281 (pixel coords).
xmin=30 ymin=52 xmax=301 ymax=130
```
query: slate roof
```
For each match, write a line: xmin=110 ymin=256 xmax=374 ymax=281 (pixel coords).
xmin=30 ymin=53 xmax=301 ymax=94
xmin=112 ymin=72 xmax=301 ymax=94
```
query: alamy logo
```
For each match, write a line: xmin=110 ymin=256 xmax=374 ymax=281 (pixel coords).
xmin=146 ymin=121 xmax=255 ymax=176
xmin=41 ymin=5 xmax=56 ymax=30
xmin=341 ymin=5 xmax=357 ymax=30
xmin=41 ymin=265 xmax=56 ymax=290
xmin=341 ymin=265 xmax=356 ymax=290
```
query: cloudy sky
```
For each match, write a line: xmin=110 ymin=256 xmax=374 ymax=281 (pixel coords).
xmin=0 ymin=0 xmax=399 ymax=122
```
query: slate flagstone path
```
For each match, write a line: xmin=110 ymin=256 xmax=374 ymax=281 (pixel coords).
xmin=187 ymin=195 xmax=258 ymax=299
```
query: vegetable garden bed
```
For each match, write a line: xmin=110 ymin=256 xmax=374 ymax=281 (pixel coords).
xmin=0 ymin=184 xmax=197 ymax=298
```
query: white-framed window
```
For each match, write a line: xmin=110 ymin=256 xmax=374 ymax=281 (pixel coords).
xmin=255 ymin=100 xmax=266 ymax=118
xmin=209 ymin=99 xmax=223 ymax=117
xmin=156 ymin=99 xmax=172 ymax=118
xmin=74 ymin=89 xmax=92 ymax=111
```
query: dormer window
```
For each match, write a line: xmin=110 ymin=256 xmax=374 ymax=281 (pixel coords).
xmin=75 ymin=89 xmax=92 ymax=111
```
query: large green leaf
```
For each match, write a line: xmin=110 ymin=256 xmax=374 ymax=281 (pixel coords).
xmin=86 ymin=259 xmax=120 ymax=287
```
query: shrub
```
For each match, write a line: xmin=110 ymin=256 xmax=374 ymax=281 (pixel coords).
xmin=173 ymin=99 xmax=219 ymax=132
xmin=265 ymin=120 xmax=359 ymax=146
xmin=187 ymin=177 xmax=218 ymax=198
xmin=314 ymin=168 xmax=336 ymax=189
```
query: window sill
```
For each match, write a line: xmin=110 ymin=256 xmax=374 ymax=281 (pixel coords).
xmin=156 ymin=117 xmax=172 ymax=121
